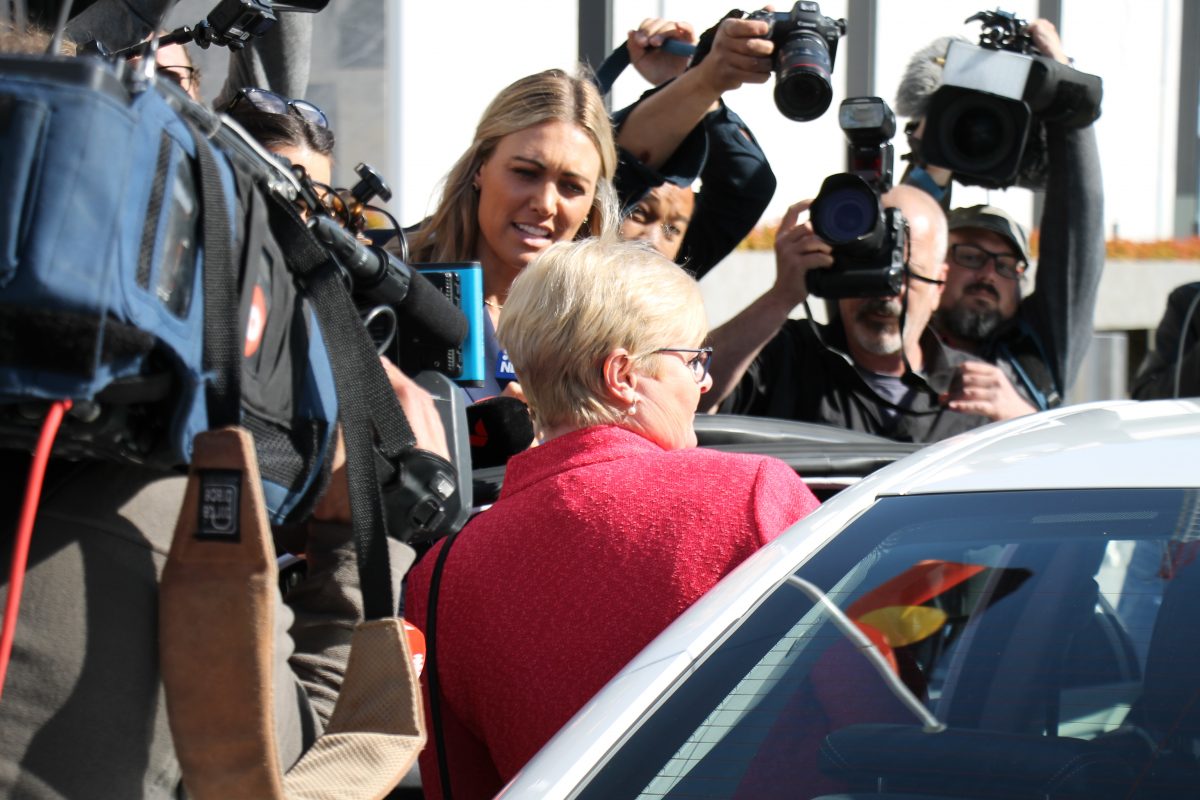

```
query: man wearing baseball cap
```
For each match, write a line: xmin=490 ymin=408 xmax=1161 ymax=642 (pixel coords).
xmin=933 ymin=198 xmax=1099 ymax=416
xmin=939 ymin=206 xmax=1032 ymax=345
xmin=898 ymin=20 xmax=1105 ymax=417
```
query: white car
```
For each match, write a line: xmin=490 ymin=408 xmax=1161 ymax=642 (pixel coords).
xmin=500 ymin=399 xmax=1200 ymax=800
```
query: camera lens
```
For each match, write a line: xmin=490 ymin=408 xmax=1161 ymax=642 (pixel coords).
xmin=773 ymin=31 xmax=834 ymax=122
xmin=811 ymin=175 xmax=881 ymax=246
xmin=944 ymin=99 xmax=1017 ymax=171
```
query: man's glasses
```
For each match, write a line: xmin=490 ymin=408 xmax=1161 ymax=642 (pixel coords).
xmin=159 ymin=64 xmax=199 ymax=95
xmin=653 ymin=347 xmax=713 ymax=383
xmin=949 ymin=243 xmax=1027 ymax=280
xmin=228 ymin=87 xmax=330 ymax=130
xmin=905 ymin=264 xmax=946 ymax=287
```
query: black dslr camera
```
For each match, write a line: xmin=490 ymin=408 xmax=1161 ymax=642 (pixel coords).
xmin=748 ymin=1 xmax=846 ymax=122
xmin=919 ymin=9 xmax=1102 ymax=189
xmin=808 ymin=97 xmax=907 ymax=299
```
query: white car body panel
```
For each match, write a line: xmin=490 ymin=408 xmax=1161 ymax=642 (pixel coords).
xmin=499 ymin=399 xmax=1200 ymax=798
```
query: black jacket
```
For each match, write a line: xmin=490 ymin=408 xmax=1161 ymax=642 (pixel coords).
xmin=1132 ymin=282 xmax=1200 ymax=400
xmin=613 ymin=90 xmax=775 ymax=278
xmin=720 ymin=319 xmax=993 ymax=444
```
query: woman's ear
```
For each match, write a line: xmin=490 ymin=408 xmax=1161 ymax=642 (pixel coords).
xmin=601 ymin=349 xmax=638 ymax=406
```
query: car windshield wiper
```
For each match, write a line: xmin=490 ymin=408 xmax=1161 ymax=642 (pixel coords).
xmin=786 ymin=575 xmax=946 ymax=733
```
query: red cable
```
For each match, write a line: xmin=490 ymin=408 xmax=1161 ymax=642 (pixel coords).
xmin=0 ymin=399 xmax=72 ymax=702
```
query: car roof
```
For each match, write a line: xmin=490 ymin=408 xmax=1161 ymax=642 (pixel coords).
xmin=875 ymin=398 xmax=1200 ymax=495
xmin=500 ymin=399 xmax=1200 ymax=798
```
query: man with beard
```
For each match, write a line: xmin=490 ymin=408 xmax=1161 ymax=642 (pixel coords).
xmin=931 ymin=203 xmax=1097 ymax=414
xmin=897 ymin=20 xmax=1104 ymax=412
xmin=700 ymin=185 xmax=1031 ymax=443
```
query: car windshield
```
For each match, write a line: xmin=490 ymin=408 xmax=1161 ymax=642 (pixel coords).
xmin=577 ymin=488 xmax=1200 ymax=800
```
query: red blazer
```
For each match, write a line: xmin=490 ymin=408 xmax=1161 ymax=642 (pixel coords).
xmin=405 ymin=425 xmax=820 ymax=799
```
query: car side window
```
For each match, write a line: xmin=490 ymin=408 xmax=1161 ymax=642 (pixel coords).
xmin=578 ymin=489 xmax=1197 ymax=800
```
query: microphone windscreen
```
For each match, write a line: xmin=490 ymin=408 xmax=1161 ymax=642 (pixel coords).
xmin=401 ymin=269 xmax=469 ymax=348
xmin=466 ymin=396 xmax=535 ymax=469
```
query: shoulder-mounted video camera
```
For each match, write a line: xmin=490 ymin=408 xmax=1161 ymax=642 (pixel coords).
xmin=808 ymin=97 xmax=907 ymax=299
xmin=919 ymin=9 xmax=1103 ymax=189
xmin=1 ymin=0 xmax=471 ymax=546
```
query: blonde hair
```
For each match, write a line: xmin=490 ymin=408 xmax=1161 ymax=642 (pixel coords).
xmin=409 ymin=68 xmax=618 ymax=265
xmin=498 ymin=237 xmax=707 ymax=431
xmin=0 ymin=24 xmax=77 ymax=55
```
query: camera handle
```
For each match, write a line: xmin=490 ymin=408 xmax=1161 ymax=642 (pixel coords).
xmin=111 ymin=0 xmax=280 ymax=60
xmin=965 ymin=9 xmax=1034 ymax=54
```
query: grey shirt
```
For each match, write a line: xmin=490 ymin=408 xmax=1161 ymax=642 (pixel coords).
xmin=0 ymin=455 xmax=410 ymax=798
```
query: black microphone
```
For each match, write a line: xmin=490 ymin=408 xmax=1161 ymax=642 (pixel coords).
xmin=308 ymin=216 xmax=467 ymax=348
xmin=466 ymin=396 xmax=535 ymax=469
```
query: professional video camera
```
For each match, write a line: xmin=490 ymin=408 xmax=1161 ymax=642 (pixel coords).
xmin=919 ymin=9 xmax=1103 ymax=189
xmin=747 ymin=1 xmax=846 ymax=122
xmin=808 ymin=97 xmax=907 ymax=299
xmin=0 ymin=0 xmax=469 ymax=545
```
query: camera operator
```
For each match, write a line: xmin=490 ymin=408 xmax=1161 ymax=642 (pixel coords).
xmin=899 ymin=19 xmax=1105 ymax=411
xmin=0 ymin=363 xmax=447 ymax=798
xmin=0 ymin=24 xmax=446 ymax=798
xmin=1131 ymin=282 xmax=1200 ymax=400
xmin=614 ymin=15 xmax=777 ymax=276
xmin=699 ymin=185 xmax=1027 ymax=443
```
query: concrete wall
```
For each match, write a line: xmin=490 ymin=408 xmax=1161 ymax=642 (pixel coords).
xmin=702 ymin=253 xmax=1200 ymax=331
xmin=701 ymin=252 xmax=1200 ymax=401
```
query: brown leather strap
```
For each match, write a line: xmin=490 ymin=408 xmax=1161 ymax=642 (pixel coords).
xmin=160 ymin=426 xmax=284 ymax=799
xmin=160 ymin=427 xmax=426 ymax=798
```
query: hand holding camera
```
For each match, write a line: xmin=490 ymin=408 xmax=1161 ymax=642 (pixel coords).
xmin=1024 ymin=18 xmax=1069 ymax=65
xmin=688 ymin=14 xmax=775 ymax=99
xmin=771 ymin=199 xmax=835 ymax=307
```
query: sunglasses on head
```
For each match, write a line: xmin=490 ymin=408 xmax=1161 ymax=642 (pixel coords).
xmin=229 ymin=87 xmax=329 ymax=130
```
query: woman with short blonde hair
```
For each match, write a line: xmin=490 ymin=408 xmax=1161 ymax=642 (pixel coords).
xmin=406 ymin=238 xmax=820 ymax=799
xmin=498 ymin=237 xmax=706 ymax=433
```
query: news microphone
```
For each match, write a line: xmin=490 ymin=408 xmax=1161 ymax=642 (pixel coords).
xmin=466 ymin=396 xmax=535 ymax=469
xmin=308 ymin=216 xmax=468 ymax=348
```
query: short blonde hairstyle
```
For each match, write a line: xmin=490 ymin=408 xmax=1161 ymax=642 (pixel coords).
xmin=0 ymin=24 xmax=77 ymax=55
xmin=409 ymin=68 xmax=619 ymax=265
xmin=498 ymin=237 xmax=707 ymax=431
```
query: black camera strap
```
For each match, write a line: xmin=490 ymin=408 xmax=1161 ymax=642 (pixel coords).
xmin=424 ymin=524 xmax=466 ymax=800
xmin=190 ymin=123 xmax=241 ymax=429
xmin=593 ymin=38 xmax=697 ymax=96
xmin=689 ymin=10 xmax=748 ymax=70
xmin=265 ymin=193 xmax=416 ymax=621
